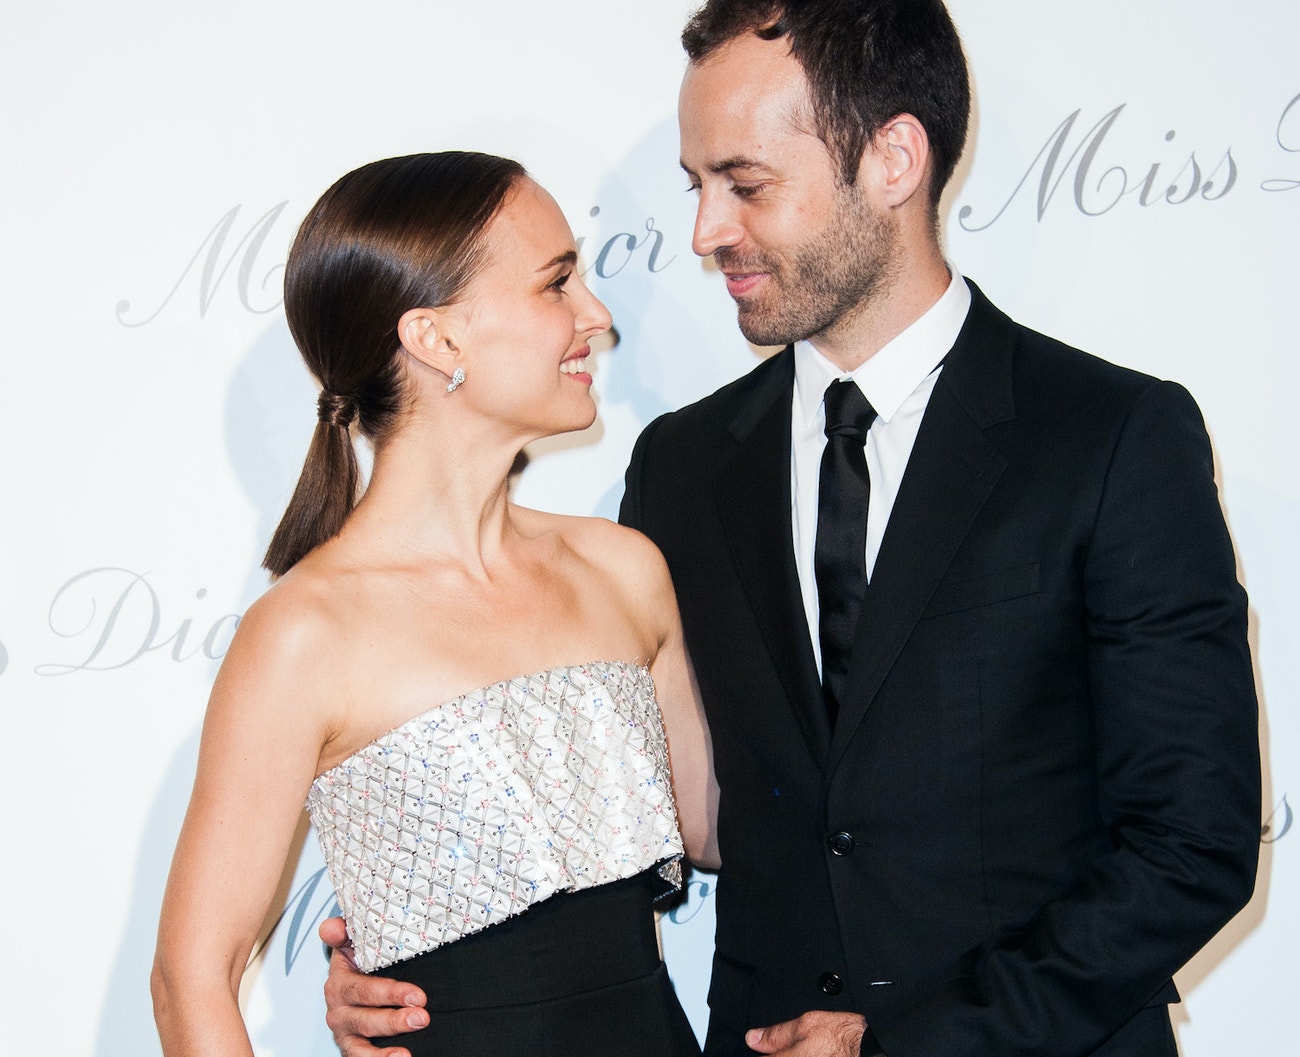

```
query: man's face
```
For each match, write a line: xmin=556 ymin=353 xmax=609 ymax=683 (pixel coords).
xmin=679 ymin=33 xmax=899 ymax=351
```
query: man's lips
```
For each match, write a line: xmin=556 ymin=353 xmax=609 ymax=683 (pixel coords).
xmin=724 ymin=271 xmax=766 ymax=297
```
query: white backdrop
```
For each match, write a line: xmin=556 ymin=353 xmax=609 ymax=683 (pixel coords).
xmin=1 ymin=2 xmax=1295 ymax=1054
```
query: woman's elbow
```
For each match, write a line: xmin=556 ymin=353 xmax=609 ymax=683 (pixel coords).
xmin=150 ymin=955 xmax=181 ymax=1042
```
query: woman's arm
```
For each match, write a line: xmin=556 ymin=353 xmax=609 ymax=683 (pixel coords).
xmin=152 ymin=593 xmax=336 ymax=1056
xmin=650 ymin=617 xmax=721 ymax=869
xmin=636 ymin=537 xmax=721 ymax=870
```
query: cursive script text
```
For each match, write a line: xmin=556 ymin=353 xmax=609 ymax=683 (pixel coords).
xmin=575 ymin=206 xmax=677 ymax=278
xmin=37 ymin=568 xmax=241 ymax=675
xmin=665 ymin=876 xmax=716 ymax=926
xmin=1262 ymin=795 xmax=1292 ymax=843
xmin=116 ymin=203 xmax=289 ymax=327
xmin=1263 ymin=92 xmax=1300 ymax=192
xmin=959 ymin=105 xmax=1235 ymax=230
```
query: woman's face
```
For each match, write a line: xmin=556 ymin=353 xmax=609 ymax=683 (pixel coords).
xmin=453 ymin=179 xmax=612 ymax=441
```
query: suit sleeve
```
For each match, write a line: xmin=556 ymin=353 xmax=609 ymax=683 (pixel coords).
xmin=869 ymin=381 xmax=1261 ymax=1057
xmin=618 ymin=413 xmax=668 ymax=533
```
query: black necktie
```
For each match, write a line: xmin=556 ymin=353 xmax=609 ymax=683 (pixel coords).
xmin=814 ymin=379 xmax=877 ymax=726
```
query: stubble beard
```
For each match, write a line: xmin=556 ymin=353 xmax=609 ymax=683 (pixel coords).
xmin=718 ymin=188 xmax=899 ymax=348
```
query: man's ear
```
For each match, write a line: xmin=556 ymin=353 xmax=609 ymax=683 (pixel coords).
xmin=398 ymin=306 xmax=462 ymax=380
xmin=860 ymin=113 xmax=931 ymax=208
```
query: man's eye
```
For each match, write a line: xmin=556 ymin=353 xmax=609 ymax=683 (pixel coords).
xmin=731 ymin=183 xmax=764 ymax=198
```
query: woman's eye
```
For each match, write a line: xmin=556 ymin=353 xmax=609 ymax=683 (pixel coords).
xmin=549 ymin=271 xmax=572 ymax=291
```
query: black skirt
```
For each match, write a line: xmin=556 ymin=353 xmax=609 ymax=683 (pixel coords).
xmin=370 ymin=868 xmax=701 ymax=1056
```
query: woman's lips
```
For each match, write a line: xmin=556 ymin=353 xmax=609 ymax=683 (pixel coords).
xmin=561 ymin=347 xmax=593 ymax=384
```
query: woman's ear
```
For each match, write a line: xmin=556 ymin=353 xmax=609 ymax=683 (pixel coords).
xmin=398 ymin=307 xmax=462 ymax=379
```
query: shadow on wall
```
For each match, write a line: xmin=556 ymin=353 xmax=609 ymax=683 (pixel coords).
xmin=94 ymin=317 xmax=334 ymax=1056
xmin=223 ymin=316 xmax=324 ymax=560
xmin=1171 ymin=473 xmax=1287 ymax=1045
xmin=95 ymin=724 xmax=203 ymax=1057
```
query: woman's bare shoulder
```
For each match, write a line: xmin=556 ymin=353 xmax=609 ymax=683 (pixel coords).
xmin=531 ymin=511 xmax=670 ymax=582
xmin=224 ymin=554 xmax=365 ymax=682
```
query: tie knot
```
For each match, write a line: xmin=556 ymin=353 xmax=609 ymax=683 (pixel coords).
xmin=823 ymin=379 xmax=876 ymax=441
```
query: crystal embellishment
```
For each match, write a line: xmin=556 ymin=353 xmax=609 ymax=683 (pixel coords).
xmin=306 ymin=660 xmax=684 ymax=972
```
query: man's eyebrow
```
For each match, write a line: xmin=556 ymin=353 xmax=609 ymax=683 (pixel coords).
xmin=536 ymin=250 xmax=578 ymax=272
xmin=679 ymin=156 xmax=771 ymax=176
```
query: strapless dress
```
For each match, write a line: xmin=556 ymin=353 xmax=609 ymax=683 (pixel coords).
xmin=307 ymin=660 xmax=699 ymax=1056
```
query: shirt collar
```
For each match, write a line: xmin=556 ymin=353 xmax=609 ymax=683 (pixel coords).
xmin=793 ymin=266 xmax=971 ymax=426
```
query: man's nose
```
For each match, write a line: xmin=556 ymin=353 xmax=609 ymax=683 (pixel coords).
xmin=691 ymin=189 xmax=743 ymax=257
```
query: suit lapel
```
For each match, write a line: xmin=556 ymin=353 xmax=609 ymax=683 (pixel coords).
xmin=716 ymin=350 xmax=831 ymax=761
xmin=828 ymin=283 xmax=1018 ymax=765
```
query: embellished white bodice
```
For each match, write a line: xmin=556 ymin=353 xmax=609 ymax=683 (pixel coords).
xmin=306 ymin=660 xmax=684 ymax=972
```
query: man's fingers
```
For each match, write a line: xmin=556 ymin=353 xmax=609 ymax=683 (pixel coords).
xmin=745 ymin=1018 xmax=794 ymax=1054
xmin=324 ymin=949 xmax=427 ymax=1010
xmin=324 ymin=993 xmax=428 ymax=1056
xmin=745 ymin=1011 xmax=867 ymax=1057
xmin=336 ymin=1033 xmax=416 ymax=1057
xmin=321 ymin=947 xmax=428 ymax=1054
xmin=318 ymin=915 xmax=427 ymax=1053
xmin=319 ymin=915 xmax=350 ymax=949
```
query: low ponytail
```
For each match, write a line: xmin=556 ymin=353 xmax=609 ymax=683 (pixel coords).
xmin=261 ymin=151 xmax=525 ymax=577
xmin=262 ymin=393 xmax=361 ymax=577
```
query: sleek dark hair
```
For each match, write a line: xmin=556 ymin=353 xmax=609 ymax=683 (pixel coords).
xmin=263 ymin=151 xmax=526 ymax=577
xmin=682 ymin=0 xmax=970 ymax=203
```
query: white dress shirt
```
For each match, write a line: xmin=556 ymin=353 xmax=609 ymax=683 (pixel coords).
xmin=791 ymin=269 xmax=972 ymax=675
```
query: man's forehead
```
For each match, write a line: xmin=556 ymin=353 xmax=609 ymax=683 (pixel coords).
xmin=679 ymin=39 xmax=814 ymax=150
xmin=680 ymin=33 xmax=808 ymax=113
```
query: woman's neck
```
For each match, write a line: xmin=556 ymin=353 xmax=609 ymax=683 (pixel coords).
xmin=341 ymin=421 xmax=528 ymax=576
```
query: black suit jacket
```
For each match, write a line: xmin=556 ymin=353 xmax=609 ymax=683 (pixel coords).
xmin=620 ymin=282 xmax=1260 ymax=1057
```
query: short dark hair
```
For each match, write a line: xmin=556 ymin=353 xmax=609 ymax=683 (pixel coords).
xmin=682 ymin=0 xmax=970 ymax=202
xmin=264 ymin=151 xmax=525 ymax=576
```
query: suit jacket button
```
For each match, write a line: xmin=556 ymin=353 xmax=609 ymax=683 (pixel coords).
xmin=819 ymin=972 xmax=844 ymax=996
xmin=828 ymin=831 xmax=855 ymax=856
